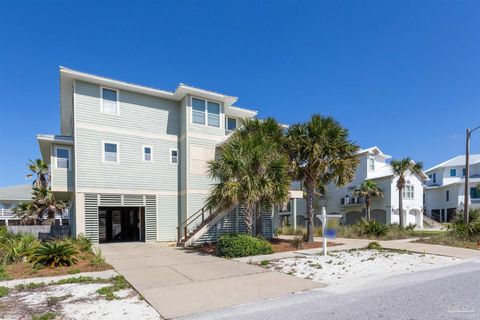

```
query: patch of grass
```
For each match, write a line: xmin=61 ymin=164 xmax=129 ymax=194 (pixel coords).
xmin=260 ymin=260 xmax=270 ymax=266
xmin=0 ymin=265 xmax=12 ymax=281
xmin=366 ymin=241 xmax=382 ymax=249
xmin=410 ymin=230 xmax=446 ymax=237
xmin=416 ymin=233 xmax=480 ymax=250
xmin=47 ymin=294 xmax=72 ymax=307
xmin=67 ymin=268 xmax=81 ymax=274
xmin=31 ymin=312 xmax=57 ymax=320
xmin=54 ymin=276 xmax=106 ymax=285
xmin=14 ymin=282 xmax=47 ymax=291
xmin=0 ymin=286 xmax=10 ymax=298
xmin=96 ymin=276 xmax=130 ymax=300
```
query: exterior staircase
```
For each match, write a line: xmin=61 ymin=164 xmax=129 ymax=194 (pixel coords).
xmin=423 ymin=214 xmax=444 ymax=229
xmin=177 ymin=204 xmax=235 ymax=247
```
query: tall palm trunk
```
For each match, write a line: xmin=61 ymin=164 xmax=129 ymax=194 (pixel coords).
xmin=398 ymin=188 xmax=404 ymax=227
xmin=365 ymin=195 xmax=371 ymax=221
xmin=305 ymin=181 xmax=315 ymax=242
xmin=244 ymin=203 xmax=254 ymax=235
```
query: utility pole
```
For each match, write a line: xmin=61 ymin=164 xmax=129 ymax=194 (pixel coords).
xmin=464 ymin=126 xmax=480 ymax=226
xmin=464 ymin=128 xmax=470 ymax=226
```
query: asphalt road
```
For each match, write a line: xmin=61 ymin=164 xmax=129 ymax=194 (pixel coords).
xmin=184 ymin=258 xmax=480 ymax=320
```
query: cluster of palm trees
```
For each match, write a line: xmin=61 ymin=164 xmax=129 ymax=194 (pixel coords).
xmin=13 ymin=159 xmax=66 ymax=224
xmin=207 ymin=114 xmax=424 ymax=242
xmin=207 ymin=114 xmax=359 ymax=242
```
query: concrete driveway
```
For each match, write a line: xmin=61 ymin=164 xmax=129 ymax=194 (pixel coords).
xmin=100 ymin=242 xmax=324 ymax=319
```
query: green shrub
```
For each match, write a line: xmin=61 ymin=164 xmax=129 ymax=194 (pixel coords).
xmin=290 ymin=237 xmax=304 ymax=250
xmin=366 ymin=241 xmax=382 ymax=249
xmin=217 ymin=234 xmax=273 ymax=258
xmin=0 ymin=286 xmax=9 ymax=298
xmin=90 ymin=247 xmax=107 ymax=268
xmin=0 ymin=233 xmax=40 ymax=264
xmin=358 ymin=219 xmax=388 ymax=238
xmin=30 ymin=241 xmax=78 ymax=268
xmin=447 ymin=209 xmax=480 ymax=241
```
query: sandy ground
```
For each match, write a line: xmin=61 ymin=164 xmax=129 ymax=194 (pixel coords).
xmin=266 ymin=249 xmax=462 ymax=293
xmin=0 ymin=281 xmax=161 ymax=319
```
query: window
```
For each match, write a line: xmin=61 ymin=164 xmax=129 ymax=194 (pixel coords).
xmin=368 ymin=157 xmax=375 ymax=171
xmin=432 ymin=173 xmax=437 ymax=184
xmin=450 ymin=169 xmax=456 ymax=177
xmin=55 ymin=147 xmax=70 ymax=169
xmin=471 ymin=187 xmax=479 ymax=199
xmin=170 ymin=149 xmax=178 ymax=164
xmin=446 ymin=190 xmax=450 ymax=202
xmin=143 ymin=146 xmax=152 ymax=162
xmin=103 ymin=143 xmax=118 ymax=162
xmin=192 ymin=98 xmax=206 ymax=124
xmin=207 ymin=101 xmax=220 ymax=127
xmin=101 ymin=88 xmax=119 ymax=115
xmin=226 ymin=117 xmax=237 ymax=131
xmin=402 ymin=185 xmax=414 ymax=199
xmin=191 ymin=97 xmax=221 ymax=127
xmin=462 ymin=168 xmax=466 ymax=176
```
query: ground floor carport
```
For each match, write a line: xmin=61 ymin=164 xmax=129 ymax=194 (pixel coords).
xmin=100 ymin=242 xmax=324 ymax=318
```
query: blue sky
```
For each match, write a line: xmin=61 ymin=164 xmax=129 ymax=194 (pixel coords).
xmin=1 ymin=1 xmax=479 ymax=187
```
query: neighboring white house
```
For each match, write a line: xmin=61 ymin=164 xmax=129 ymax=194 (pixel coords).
xmin=424 ymin=154 xmax=480 ymax=222
xmin=37 ymin=67 xmax=303 ymax=245
xmin=325 ymin=147 xmax=427 ymax=227
xmin=0 ymin=184 xmax=32 ymax=225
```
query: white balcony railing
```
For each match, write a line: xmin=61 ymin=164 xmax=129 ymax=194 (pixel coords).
xmin=0 ymin=208 xmax=70 ymax=220
xmin=0 ymin=209 xmax=15 ymax=218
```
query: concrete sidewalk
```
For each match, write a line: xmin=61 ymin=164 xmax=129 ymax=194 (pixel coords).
xmin=100 ymin=243 xmax=324 ymax=319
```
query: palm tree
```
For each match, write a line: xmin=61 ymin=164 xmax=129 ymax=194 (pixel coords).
xmin=13 ymin=201 xmax=37 ymax=225
xmin=206 ymin=118 xmax=291 ymax=235
xmin=26 ymin=159 xmax=49 ymax=188
xmin=354 ymin=180 xmax=383 ymax=221
xmin=285 ymin=115 xmax=359 ymax=242
xmin=31 ymin=186 xmax=66 ymax=220
xmin=391 ymin=158 xmax=423 ymax=227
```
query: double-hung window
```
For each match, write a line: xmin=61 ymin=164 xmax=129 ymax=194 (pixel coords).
xmin=143 ymin=146 xmax=152 ymax=162
xmin=450 ymin=169 xmax=456 ymax=177
xmin=56 ymin=147 xmax=70 ymax=169
xmin=446 ymin=190 xmax=450 ymax=202
xmin=462 ymin=168 xmax=466 ymax=176
xmin=104 ymin=142 xmax=118 ymax=162
xmin=170 ymin=149 xmax=178 ymax=164
xmin=191 ymin=97 xmax=221 ymax=127
xmin=207 ymin=101 xmax=220 ymax=127
xmin=226 ymin=117 xmax=237 ymax=131
xmin=402 ymin=185 xmax=414 ymax=199
xmin=368 ymin=157 xmax=375 ymax=171
xmin=101 ymin=88 xmax=119 ymax=115
xmin=192 ymin=98 xmax=206 ymax=124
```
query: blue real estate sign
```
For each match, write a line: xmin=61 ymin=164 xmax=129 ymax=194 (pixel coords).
xmin=324 ymin=215 xmax=341 ymax=239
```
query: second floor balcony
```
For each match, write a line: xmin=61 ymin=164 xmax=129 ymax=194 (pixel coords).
xmin=340 ymin=196 xmax=364 ymax=206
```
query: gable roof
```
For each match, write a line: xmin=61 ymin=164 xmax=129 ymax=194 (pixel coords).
xmin=0 ymin=184 xmax=32 ymax=201
xmin=425 ymin=154 xmax=480 ymax=173
xmin=356 ymin=146 xmax=392 ymax=159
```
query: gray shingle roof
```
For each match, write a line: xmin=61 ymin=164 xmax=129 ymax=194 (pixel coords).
xmin=0 ymin=184 xmax=33 ymax=201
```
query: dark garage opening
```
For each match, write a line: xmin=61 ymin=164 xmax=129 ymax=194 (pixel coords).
xmin=98 ymin=207 xmax=145 ymax=243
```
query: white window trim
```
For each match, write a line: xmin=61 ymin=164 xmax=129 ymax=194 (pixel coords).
xmin=170 ymin=148 xmax=178 ymax=165
xmin=190 ymin=96 xmax=222 ymax=129
xmin=100 ymin=87 xmax=120 ymax=116
xmin=102 ymin=141 xmax=120 ymax=163
xmin=54 ymin=146 xmax=71 ymax=170
xmin=402 ymin=185 xmax=414 ymax=200
xmin=143 ymin=145 xmax=153 ymax=162
xmin=226 ymin=116 xmax=237 ymax=132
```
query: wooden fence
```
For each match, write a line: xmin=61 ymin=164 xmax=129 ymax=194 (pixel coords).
xmin=7 ymin=225 xmax=70 ymax=240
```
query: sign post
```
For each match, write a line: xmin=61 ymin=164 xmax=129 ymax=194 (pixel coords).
xmin=317 ymin=208 xmax=342 ymax=256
